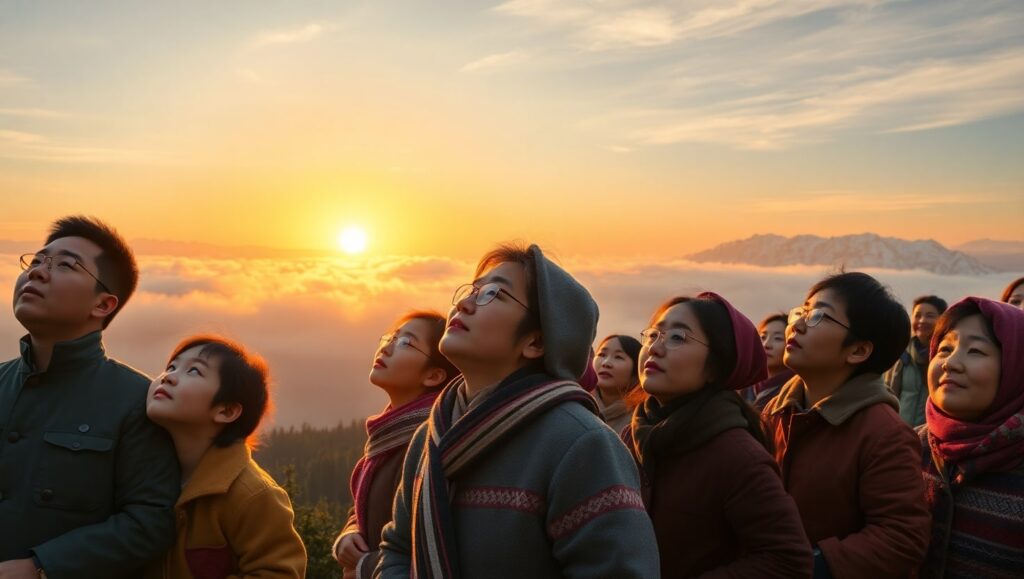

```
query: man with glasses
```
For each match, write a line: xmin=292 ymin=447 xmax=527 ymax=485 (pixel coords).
xmin=378 ymin=243 xmax=658 ymax=578
xmin=762 ymin=272 xmax=930 ymax=578
xmin=0 ymin=216 xmax=178 ymax=579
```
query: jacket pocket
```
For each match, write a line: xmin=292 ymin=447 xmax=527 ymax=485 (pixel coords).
xmin=33 ymin=431 xmax=116 ymax=512
xmin=185 ymin=545 xmax=234 ymax=579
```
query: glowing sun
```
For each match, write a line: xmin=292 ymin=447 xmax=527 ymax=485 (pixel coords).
xmin=337 ymin=226 xmax=369 ymax=254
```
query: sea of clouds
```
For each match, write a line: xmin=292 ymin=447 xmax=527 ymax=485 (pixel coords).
xmin=1 ymin=253 xmax=1013 ymax=430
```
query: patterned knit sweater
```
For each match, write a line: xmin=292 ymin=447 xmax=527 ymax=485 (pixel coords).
xmin=919 ymin=430 xmax=1024 ymax=578
xmin=376 ymin=400 xmax=660 ymax=578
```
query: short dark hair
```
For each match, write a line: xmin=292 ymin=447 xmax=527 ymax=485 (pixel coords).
xmin=168 ymin=335 xmax=271 ymax=448
xmin=474 ymin=242 xmax=541 ymax=339
xmin=392 ymin=310 xmax=459 ymax=387
xmin=45 ymin=215 xmax=138 ymax=328
xmin=913 ymin=295 xmax=948 ymax=315
xmin=758 ymin=313 xmax=788 ymax=331
xmin=1002 ymin=277 xmax=1024 ymax=304
xmin=806 ymin=272 xmax=910 ymax=376
xmin=931 ymin=300 xmax=998 ymax=354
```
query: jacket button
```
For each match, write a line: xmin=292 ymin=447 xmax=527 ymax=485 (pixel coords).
xmin=71 ymin=442 xmax=81 ymax=450
xmin=6 ymin=431 xmax=19 ymax=443
xmin=78 ymin=424 xmax=90 ymax=433
xmin=40 ymin=489 xmax=54 ymax=502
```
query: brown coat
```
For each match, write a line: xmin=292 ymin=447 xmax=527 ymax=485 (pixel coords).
xmin=763 ymin=373 xmax=930 ymax=578
xmin=642 ymin=428 xmax=812 ymax=578
xmin=335 ymin=448 xmax=405 ymax=579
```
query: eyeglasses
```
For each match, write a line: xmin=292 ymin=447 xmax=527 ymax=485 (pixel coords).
xmin=788 ymin=306 xmax=852 ymax=332
xmin=639 ymin=327 xmax=709 ymax=349
xmin=451 ymin=283 xmax=530 ymax=311
xmin=378 ymin=333 xmax=431 ymax=358
xmin=20 ymin=253 xmax=112 ymax=294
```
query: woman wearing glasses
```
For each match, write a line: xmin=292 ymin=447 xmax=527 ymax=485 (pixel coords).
xmin=623 ymin=293 xmax=812 ymax=578
xmin=762 ymin=272 xmax=930 ymax=578
xmin=332 ymin=311 xmax=457 ymax=579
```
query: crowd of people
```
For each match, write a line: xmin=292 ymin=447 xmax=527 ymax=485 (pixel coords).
xmin=0 ymin=215 xmax=1021 ymax=579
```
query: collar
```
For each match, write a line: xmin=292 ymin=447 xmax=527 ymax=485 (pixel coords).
xmin=177 ymin=442 xmax=251 ymax=506
xmin=19 ymin=331 xmax=106 ymax=375
xmin=766 ymin=372 xmax=898 ymax=426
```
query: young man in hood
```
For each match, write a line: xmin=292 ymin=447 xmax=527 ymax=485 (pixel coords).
xmin=377 ymin=243 xmax=659 ymax=578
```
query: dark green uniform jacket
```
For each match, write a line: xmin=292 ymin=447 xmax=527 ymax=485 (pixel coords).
xmin=0 ymin=331 xmax=180 ymax=578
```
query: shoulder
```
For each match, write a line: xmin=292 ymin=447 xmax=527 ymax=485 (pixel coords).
xmin=536 ymin=399 xmax=610 ymax=438
xmin=228 ymin=458 xmax=293 ymax=505
xmin=700 ymin=428 xmax=777 ymax=472
xmin=102 ymin=357 xmax=152 ymax=388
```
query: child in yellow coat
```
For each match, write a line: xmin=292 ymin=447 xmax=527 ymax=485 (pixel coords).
xmin=146 ymin=334 xmax=307 ymax=578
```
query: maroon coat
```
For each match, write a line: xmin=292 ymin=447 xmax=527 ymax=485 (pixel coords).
xmin=638 ymin=427 xmax=812 ymax=578
xmin=764 ymin=373 xmax=931 ymax=578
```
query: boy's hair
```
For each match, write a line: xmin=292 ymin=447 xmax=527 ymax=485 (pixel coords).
xmin=913 ymin=295 xmax=948 ymax=315
xmin=392 ymin=310 xmax=459 ymax=387
xmin=168 ymin=334 xmax=271 ymax=448
xmin=758 ymin=312 xmax=788 ymax=331
xmin=806 ymin=272 xmax=910 ymax=376
xmin=474 ymin=243 xmax=541 ymax=339
xmin=46 ymin=215 xmax=138 ymax=328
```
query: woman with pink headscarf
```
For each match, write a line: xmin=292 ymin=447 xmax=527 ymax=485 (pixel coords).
xmin=920 ymin=297 xmax=1024 ymax=578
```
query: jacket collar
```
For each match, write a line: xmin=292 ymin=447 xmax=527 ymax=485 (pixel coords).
xmin=177 ymin=442 xmax=251 ymax=506
xmin=19 ymin=330 xmax=106 ymax=374
xmin=765 ymin=372 xmax=898 ymax=426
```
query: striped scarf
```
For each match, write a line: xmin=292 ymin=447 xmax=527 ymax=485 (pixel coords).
xmin=350 ymin=391 xmax=439 ymax=536
xmin=410 ymin=368 xmax=598 ymax=579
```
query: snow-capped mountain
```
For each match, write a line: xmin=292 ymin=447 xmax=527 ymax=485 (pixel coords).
xmin=688 ymin=233 xmax=996 ymax=275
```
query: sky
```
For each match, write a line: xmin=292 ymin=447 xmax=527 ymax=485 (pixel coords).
xmin=1 ymin=0 xmax=1022 ymax=257
xmin=1 ymin=1 xmax=1022 ymax=428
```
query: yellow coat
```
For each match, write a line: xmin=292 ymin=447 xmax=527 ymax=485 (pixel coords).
xmin=151 ymin=441 xmax=307 ymax=579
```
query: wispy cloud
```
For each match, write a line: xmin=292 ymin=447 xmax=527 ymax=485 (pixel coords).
xmin=461 ymin=49 xmax=531 ymax=73
xmin=253 ymin=22 xmax=329 ymax=47
xmin=0 ymin=108 xmax=73 ymax=119
xmin=495 ymin=0 xmax=1024 ymax=149
xmin=0 ymin=129 xmax=169 ymax=164
xmin=748 ymin=191 xmax=1001 ymax=213
xmin=497 ymin=0 xmax=877 ymax=50
xmin=0 ymin=70 xmax=31 ymax=86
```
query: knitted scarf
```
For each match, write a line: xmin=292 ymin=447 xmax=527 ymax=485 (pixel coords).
xmin=410 ymin=366 xmax=598 ymax=579
xmin=350 ymin=391 xmax=439 ymax=536
xmin=625 ymin=388 xmax=753 ymax=482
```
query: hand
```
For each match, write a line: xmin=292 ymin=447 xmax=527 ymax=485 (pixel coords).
xmin=334 ymin=532 xmax=369 ymax=568
xmin=0 ymin=558 xmax=39 ymax=579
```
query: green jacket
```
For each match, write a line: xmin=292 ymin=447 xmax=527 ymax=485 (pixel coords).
xmin=883 ymin=338 xmax=929 ymax=428
xmin=0 ymin=331 xmax=180 ymax=578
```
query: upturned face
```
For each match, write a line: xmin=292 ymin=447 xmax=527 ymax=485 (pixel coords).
xmin=639 ymin=303 xmax=712 ymax=404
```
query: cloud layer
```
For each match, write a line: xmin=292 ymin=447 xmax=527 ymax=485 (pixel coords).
xmin=0 ymin=253 xmax=1012 ymax=430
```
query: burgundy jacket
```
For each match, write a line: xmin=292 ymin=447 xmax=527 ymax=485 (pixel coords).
xmin=640 ymin=427 xmax=812 ymax=578
xmin=763 ymin=373 xmax=931 ymax=578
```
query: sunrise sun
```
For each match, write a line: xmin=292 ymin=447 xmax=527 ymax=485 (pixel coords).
xmin=337 ymin=226 xmax=369 ymax=254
